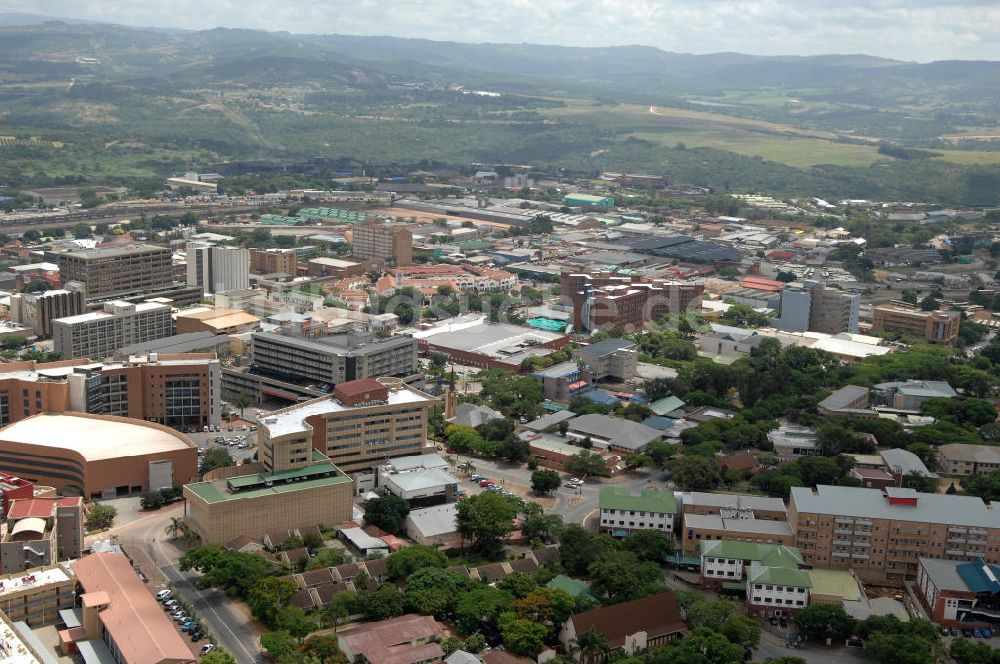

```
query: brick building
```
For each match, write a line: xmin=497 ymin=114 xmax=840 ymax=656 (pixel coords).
xmin=561 ymin=270 xmax=704 ymax=332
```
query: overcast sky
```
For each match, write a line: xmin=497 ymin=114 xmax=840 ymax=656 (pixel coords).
xmin=8 ymin=0 xmax=1000 ymax=62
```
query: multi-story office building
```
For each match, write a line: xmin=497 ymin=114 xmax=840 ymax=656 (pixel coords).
xmin=258 ymin=377 xmax=437 ymax=479
xmin=561 ymin=270 xmax=704 ymax=332
xmin=0 ymin=563 xmax=76 ymax=626
xmin=872 ymin=302 xmax=960 ymax=345
xmin=52 ymin=301 xmax=174 ymax=359
xmin=788 ymin=485 xmax=1000 ymax=583
xmin=186 ymin=242 xmax=250 ymax=294
xmin=56 ymin=244 xmax=173 ymax=301
xmin=0 ymin=497 xmax=84 ymax=574
xmin=9 ymin=285 xmax=86 ymax=337
xmin=0 ymin=354 xmax=220 ymax=429
xmin=250 ymin=247 xmax=299 ymax=275
xmin=250 ymin=331 xmax=418 ymax=387
xmin=573 ymin=338 xmax=637 ymax=381
xmin=352 ymin=220 xmax=413 ymax=266
xmin=809 ymin=284 xmax=860 ymax=335
xmin=599 ymin=487 xmax=677 ymax=537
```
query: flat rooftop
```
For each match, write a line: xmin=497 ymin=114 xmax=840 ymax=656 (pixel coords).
xmin=0 ymin=566 xmax=71 ymax=599
xmin=185 ymin=462 xmax=352 ymax=505
xmin=0 ymin=413 xmax=193 ymax=460
xmin=53 ymin=301 xmax=167 ymax=325
xmin=61 ymin=244 xmax=167 ymax=260
xmin=791 ymin=485 xmax=1000 ymax=528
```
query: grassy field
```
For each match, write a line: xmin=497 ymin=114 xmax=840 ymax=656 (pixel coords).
xmin=542 ymin=100 xmax=1000 ymax=169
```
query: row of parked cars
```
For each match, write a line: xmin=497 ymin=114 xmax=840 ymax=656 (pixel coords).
xmin=941 ymin=626 xmax=994 ymax=639
xmin=470 ymin=475 xmax=511 ymax=496
xmin=155 ymin=590 xmax=214 ymax=653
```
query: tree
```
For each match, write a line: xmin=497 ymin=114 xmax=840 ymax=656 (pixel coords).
xmin=363 ymin=495 xmax=411 ymax=536
xmin=233 ymin=392 xmax=252 ymax=419
xmin=364 ymin=583 xmax=405 ymax=620
xmin=559 ymin=525 xmax=617 ymax=577
xmin=199 ymin=447 xmax=234 ymax=475
xmin=201 ymin=651 xmax=237 ymax=664
xmin=587 ymin=550 xmax=662 ymax=603
xmin=499 ymin=436 xmax=529 ymax=463
xmin=87 ymin=504 xmax=117 ymax=531
xmin=454 ymin=586 xmax=514 ymax=636
xmin=531 ymin=469 xmax=561 ymax=495
xmin=274 ymin=605 xmax=316 ymax=638
xmin=521 ymin=502 xmax=563 ymax=543
xmin=624 ymin=453 xmax=653 ymax=471
xmin=499 ymin=613 xmax=548 ymax=656
xmin=456 ymin=491 xmax=518 ymax=554
xmin=496 ymin=572 xmax=539 ymax=599
xmin=573 ymin=627 xmax=609 ymax=664
xmin=622 ymin=530 xmax=674 ymax=563
xmin=248 ymin=576 xmax=296 ymax=626
xmin=563 ymin=451 xmax=608 ymax=478
xmin=260 ymin=631 xmax=298 ymax=662
xmin=179 ymin=546 xmax=273 ymax=597
xmin=301 ymin=635 xmax=348 ymax=663
xmin=321 ymin=590 xmax=357 ymax=632
xmin=386 ymin=545 xmax=447 ymax=579
xmin=793 ymin=604 xmax=856 ymax=643
xmin=961 ymin=469 xmax=1000 ymax=501
xmin=865 ymin=632 xmax=936 ymax=664
xmin=670 ymin=455 xmax=721 ymax=490
xmin=165 ymin=516 xmax=185 ymax=539
xmin=72 ymin=222 xmax=93 ymax=239
xmin=22 ymin=279 xmax=50 ymax=293
xmin=140 ymin=492 xmax=164 ymax=510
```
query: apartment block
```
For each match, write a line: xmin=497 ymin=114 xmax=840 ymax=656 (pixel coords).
xmin=52 ymin=301 xmax=174 ymax=359
xmin=599 ymin=487 xmax=677 ymax=537
xmin=937 ymin=443 xmax=1000 ymax=477
xmin=250 ymin=331 xmax=418 ymax=387
xmin=562 ymin=270 xmax=704 ymax=332
xmin=0 ymin=497 xmax=84 ymax=574
xmin=9 ymin=286 xmax=86 ymax=337
xmin=681 ymin=514 xmax=796 ymax=556
xmin=258 ymin=377 xmax=438 ymax=479
xmin=0 ymin=354 xmax=219 ymax=429
xmin=678 ymin=491 xmax=788 ymax=521
xmin=788 ymin=485 xmax=1000 ymax=583
xmin=0 ymin=564 xmax=76 ymax=626
xmin=186 ymin=242 xmax=250 ymax=294
xmin=872 ymin=302 xmax=960 ymax=345
xmin=56 ymin=244 xmax=173 ymax=301
xmin=250 ymin=247 xmax=299 ymax=275
xmin=352 ymin=220 xmax=412 ymax=266
xmin=809 ymin=284 xmax=860 ymax=335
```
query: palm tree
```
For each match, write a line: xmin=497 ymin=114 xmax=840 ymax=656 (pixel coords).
xmin=165 ymin=516 xmax=184 ymax=540
xmin=233 ymin=393 xmax=252 ymax=420
xmin=574 ymin=628 xmax=609 ymax=664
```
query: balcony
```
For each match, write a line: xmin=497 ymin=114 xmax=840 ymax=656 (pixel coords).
xmin=834 ymin=528 xmax=854 ymax=535
xmin=853 ymin=530 xmax=872 ymax=537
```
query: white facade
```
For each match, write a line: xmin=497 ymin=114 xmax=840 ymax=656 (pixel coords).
xmin=599 ymin=507 xmax=674 ymax=534
xmin=700 ymin=555 xmax=745 ymax=581
xmin=187 ymin=243 xmax=250 ymax=295
xmin=748 ymin=582 xmax=809 ymax=613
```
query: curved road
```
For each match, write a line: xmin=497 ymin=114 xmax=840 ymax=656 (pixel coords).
xmin=109 ymin=505 xmax=262 ymax=664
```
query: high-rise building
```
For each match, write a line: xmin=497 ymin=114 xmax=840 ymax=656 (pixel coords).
xmin=352 ymin=220 xmax=413 ymax=266
xmin=872 ymin=302 xmax=960 ymax=345
xmin=56 ymin=245 xmax=173 ymax=301
xmin=561 ymin=270 xmax=704 ymax=332
xmin=9 ymin=284 xmax=86 ymax=337
xmin=52 ymin=301 xmax=174 ymax=359
xmin=186 ymin=242 xmax=250 ymax=295
xmin=809 ymin=284 xmax=860 ymax=334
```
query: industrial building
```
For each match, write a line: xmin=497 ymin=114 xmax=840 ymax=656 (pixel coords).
xmin=52 ymin=300 xmax=174 ymax=360
xmin=56 ymin=244 xmax=173 ymax=301
xmin=185 ymin=242 xmax=250 ymax=294
xmin=0 ymin=413 xmax=198 ymax=498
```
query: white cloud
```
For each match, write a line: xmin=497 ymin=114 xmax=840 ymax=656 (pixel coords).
xmin=8 ymin=0 xmax=1000 ymax=61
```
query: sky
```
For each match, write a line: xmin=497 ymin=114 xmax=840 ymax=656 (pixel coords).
xmin=6 ymin=0 xmax=1000 ymax=62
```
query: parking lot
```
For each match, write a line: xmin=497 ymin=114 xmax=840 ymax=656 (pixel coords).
xmin=185 ymin=426 xmax=259 ymax=465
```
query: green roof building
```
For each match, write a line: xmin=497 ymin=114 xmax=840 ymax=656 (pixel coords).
xmin=599 ymin=487 xmax=677 ymax=538
xmin=562 ymin=193 xmax=614 ymax=211
xmin=700 ymin=539 xmax=810 ymax=617
xmin=546 ymin=574 xmax=595 ymax=599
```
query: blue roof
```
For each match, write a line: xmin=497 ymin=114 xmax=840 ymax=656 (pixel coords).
xmin=584 ymin=390 xmax=620 ymax=406
xmin=643 ymin=415 xmax=677 ymax=431
xmin=957 ymin=558 xmax=1000 ymax=594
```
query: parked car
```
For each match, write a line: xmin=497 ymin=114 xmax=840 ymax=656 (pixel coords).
xmin=191 ymin=632 xmax=204 ymax=643
xmin=950 ymin=628 xmax=959 ymax=637
xmin=182 ymin=622 xmax=199 ymax=633
xmin=200 ymin=644 xmax=215 ymax=656
xmin=983 ymin=629 xmax=993 ymax=638
xmin=974 ymin=629 xmax=984 ymax=638
xmin=963 ymin=630 xmax=974 ymax=638
xmin=479 ymin=479 xmax=491 ymax=487
xmin=846 ymin=636 xmax=864 ymax=648
xmin=156 ymin=590 xmax=172 ymax=601
xmin=163 ymin=600 xmax=178 ymax=610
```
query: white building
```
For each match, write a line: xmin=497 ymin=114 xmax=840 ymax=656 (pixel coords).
xmin=746 ymin=565 xmax=812 ymax=618
xmin=186 ymin=242 xmax=250 ymax=295
xmin=52 ymin=300 xmax=174 ymax=360
xmin=599 ymin=487 xmax=677 ymax=537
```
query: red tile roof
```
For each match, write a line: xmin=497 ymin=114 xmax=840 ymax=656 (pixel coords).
xmin=335 ymin=378 xmax=386 ymax=397
xmin=569 ymin=592 xmax=686 ymax=649
xmin=6 ymin=498 xmax=57 ymax=519
xmin=339 ymin=614 xmax=444 ymax=664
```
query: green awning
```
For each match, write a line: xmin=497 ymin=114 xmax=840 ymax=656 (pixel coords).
xmin=722 ymin=581 xmax=747 ymax=591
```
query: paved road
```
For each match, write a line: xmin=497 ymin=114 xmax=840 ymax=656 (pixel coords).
xmin=113 ymin=505 xmax=262 ymax=664
xmin=754 ymin=638 xmax=866 ymax=664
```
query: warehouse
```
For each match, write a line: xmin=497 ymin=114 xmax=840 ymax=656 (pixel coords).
xmin=0 ymin=413 xmax=197 ymax=498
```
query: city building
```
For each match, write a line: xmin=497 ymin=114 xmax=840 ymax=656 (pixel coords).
xmin=598 ymin=487 xmax=677 ymax=537
xmin=565 ymin=414 xmax=663 ymax=454
xmin=746 ymin=565 xmax=813 ymax=619
xmin=681 ymin=514 xmax=796 ymax=556
xmin=573 ymin=338 xmax=637 ymax=381
xmin=419 ymin=320 xmax=569 ymax=372
xmin=1 ymin=497 xmax=83 ymax=574
xmin=383 ymin=468 xmax=459 ymax=507
xmin=66 ymin=552 xmax=196 ymax=664
xmin=809 ymin=284 xmax=861 ymax=335
xmin=256 ymin=377 xmax=438 ymax=483
xmin=306 ymin=257 xmax=365 ymax=278
xmin=678 ymin=491 xmax=787 ymax=521
xmin=768 ymin=426 xmax=822 ymax=460
xmin=0 ymin=413 xmax=197 ymax=498
xmin=404 ymin=503 xmax=460 ymax=546
xmin=915 ymin=557 xmax=1000 ymax=627
xmin=937 ymin=444 xmax=1000 ymax=477
xmin=872 ymin=379 xmax=956 ymax=411
xmin=0 ymin=472 xmax=36 ymax=516
xmin=174 ymin=308 xmax=260 ymax=336
xmin=699 ymin=540 xmax=805 ymax=600
xmin=532 ymin=362 xmax=590 ymax=402
xmin=9 ymin=286 xmax=86 ymax=337
xmin=352 ymin=220 xmax=413 ymax=266
xmin=562 ymin=193 xmax=614 ymax=211
xmin=250 ymin=248 xmax=299 ymax=275
xmin=561 ymin=270 xmax=704 ymax=332
xmin=337 ymin=614 xmax=444 ymax=664
xmin=247 ymin=331 xmax=418 ymax=390
xmin=559 ymin=592 xmax=686 ymax=658
xmin=185 ymin=243 xmax=250 ymax=295
xmin=0 ymin=354 xmax=221 ymax=429
xmin=0 ymin=563 xmax=76 ymax=626
xmin=872 ymin=303 xmax=960 ymax=345
xmin=816 ymin=384 xmax=872 ymax=417
xmin=56 ymin=245 xmax=173 ymax=301
xmin=52 ymin=301 xmax=174 ymax=360
xmin=788 ymin=485 xmax=1000 ymax=583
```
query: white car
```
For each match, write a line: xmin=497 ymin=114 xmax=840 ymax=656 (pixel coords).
xmin=156 ymin=590 xmax=172 ymax=601
xmin=199 ymin=645 xmax=215 ymax=656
